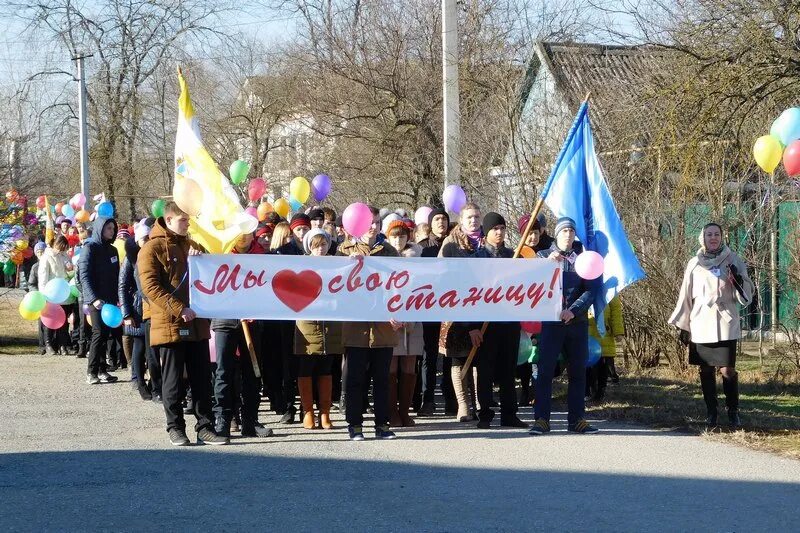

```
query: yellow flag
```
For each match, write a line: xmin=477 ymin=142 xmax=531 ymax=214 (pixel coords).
xmin=174 ymin=68 xmax=256 ymax=253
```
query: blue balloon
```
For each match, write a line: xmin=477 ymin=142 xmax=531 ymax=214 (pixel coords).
xmin=288 ymin=198 xmax=302 ymax=212
xmin=43 ymin=278 xmax=71 ymax=304
xmin=587 ymin=336 xmax=602 ymax=367
xmin=96 ymin=202 xmax=114 ymax=218
xmin=770 ymin=107 xmax=800 ymax=146
xmin=62 ymin=204 xmax=75 ymax=219
xmin=101 ymin=304 xmax=123 ymax=328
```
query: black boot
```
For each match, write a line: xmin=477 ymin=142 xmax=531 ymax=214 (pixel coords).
xmin=722 ymin=372 xmax=740 ymax=429
xmin=214 ymin=416 xmax=231 ymax=438
xmin=699 ymin=368 xmax=718 ymax=429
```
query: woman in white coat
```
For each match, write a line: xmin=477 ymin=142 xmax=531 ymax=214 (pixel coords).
xmin=669 ymin=223 xmax=754 ymax=429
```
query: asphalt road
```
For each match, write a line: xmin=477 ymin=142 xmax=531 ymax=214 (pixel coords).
xmin=1 ymin=353 xmax=799 ymax=532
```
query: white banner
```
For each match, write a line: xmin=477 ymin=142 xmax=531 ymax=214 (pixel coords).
xmin=189 ymin=254 xmax=563 ymax=322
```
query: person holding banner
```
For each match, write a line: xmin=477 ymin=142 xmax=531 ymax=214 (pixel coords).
xmin=440 ymin=203 xmax=483 ymax=422
xmin=138 ymin=202 xmax=227 ymax=446
xmin=338 ymin=206 xmax=399 ymax=441
xmin=294 ymin=228 xmax=341 ymax=430
xmin=211 ymin=230 xmax=274 ymax=439
xmin=669 ymin=223 xmax=754 ymax=430
xmin=418 ymin=207 xmax=455 ymax=416
xmin=385 ymin=220 xmax=423 ymax=427
xmin=530 ymin=217 xmax=599 ymax=435
xmin=470 ymin=213 xmax=527 ymax=429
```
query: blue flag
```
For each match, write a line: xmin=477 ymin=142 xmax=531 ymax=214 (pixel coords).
xmin=540 ymin=101 xmax=645 ymax=328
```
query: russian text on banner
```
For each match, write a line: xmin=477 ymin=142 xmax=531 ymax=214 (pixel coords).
xmin=189 ymin=255 xmax=563 ymax=322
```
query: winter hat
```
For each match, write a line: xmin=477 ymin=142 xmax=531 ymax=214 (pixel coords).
xmin=428 ymin=207 xmax=449 ymax=226
xmin=117 ymin=227 xmax=130 ymax=240
xmin=537 ymin=213 xmax=547 ymax=229
xmin=303 ymin=228 xmax=332 ymax=254
xmin=289 ymin=213 xmax=311 ymax=231
xmin=386 ymin=219 xmax=410 ymax=236
xmin=34 ymin=241 xmax=46 ymax=253
xmin=554 ymin=217 xmax=576 ymax=236
xmin=517 ymin=214 xmax=541 ymax=234
xmin=308 ymin=208 xmax=325 ymax=222
xmin=381 ymin=213 xmax=402 ymax=234
xmin=395 ymin=208 xmax=408 ymax=218
xmin=134 ymin=222 xmax=151 ymax=243
xmin=482 ymin=212 xmax=506 ymax=234
xmin=256 ymin=224 xmax=274 ymax=239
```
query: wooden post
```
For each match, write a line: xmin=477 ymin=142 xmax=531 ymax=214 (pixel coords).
xmin=459 ymin=92 xmax=591 ymax=381
xmin=240 ymin=320 xmax=261 ymax=379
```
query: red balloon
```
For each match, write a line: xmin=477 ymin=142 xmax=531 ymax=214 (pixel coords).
xmin=36 ymin=195 xmax=46 ymax=209
xmin=248 ymin=178 xmax=267 ymax=202
xmin=41 ymin=302 xmax=66 ymax=329
xmin=783 ymin=140 xmax=800 ymax=177
xmin=521 ymin=321 xmax=542 ymax=334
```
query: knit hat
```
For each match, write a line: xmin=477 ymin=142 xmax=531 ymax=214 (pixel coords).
xmin=34 ymin=241 xmax=46 ymax=253
xmin=117 ymin=227 xmax=130 ymax=240
xmin=386 ymin=219 xmax=410 ymax=236
xmin=482 ymin=212 xmax=506 ymax=234
xmin=289 ymin=213 xmax=311 ymax=231
xmin=308 ymin=208 xmax=325 ymax=221
xmin=302 ymin=228 xmax=332 ymax=254
xmin=517 ymin=214 xmax=541 ymax=234
xmin=256 ymin=224 xmax=274 ymax=239
xmin=134 ymin=222 xmax=151 ymax=243
xmin=428 ymin=207 xmax=449 ymax=226
xmin=554 ymin=216 xmax=576 ymax=236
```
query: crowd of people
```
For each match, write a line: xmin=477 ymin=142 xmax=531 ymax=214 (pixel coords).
xmin=17 ymin=200 xmax=635 ymax=446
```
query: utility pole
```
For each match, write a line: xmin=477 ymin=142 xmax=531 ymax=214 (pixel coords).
xmin=72 ymin=54 xmax=93 ymax=202
xmin=442 ymin=0 xmax=460 ymax=189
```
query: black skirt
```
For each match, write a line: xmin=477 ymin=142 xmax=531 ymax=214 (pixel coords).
xmin=689 ymin=340 xmax=737 ymax=367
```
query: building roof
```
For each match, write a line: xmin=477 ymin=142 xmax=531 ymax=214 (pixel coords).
xmin=522 ymin=41 xmax=675 ymax=147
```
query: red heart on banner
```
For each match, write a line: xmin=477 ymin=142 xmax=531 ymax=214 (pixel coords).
xmin=272 ymin=269 xmax=323 ymax=312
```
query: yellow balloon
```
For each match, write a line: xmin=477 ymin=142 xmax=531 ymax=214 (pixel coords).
xmin=173 ymin=177 xmax=204 ymax=216
xmin=289 ymin=176 xmax=310 ymax=204
xmin=274 ymin=198 xmax=290 ymax=218
xmin=15 ymin=239 xmax=28 ymax=251
xmin=19 ymin=302 xmax=41 ymax=321
xmin=753 ymin=134 xmax=783 ymax=173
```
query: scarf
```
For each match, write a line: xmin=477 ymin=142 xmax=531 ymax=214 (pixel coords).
xmin=696 ymin=244 xmax=731 ymax=269
xmin=464 ymin=227 xmax=482 ymax=249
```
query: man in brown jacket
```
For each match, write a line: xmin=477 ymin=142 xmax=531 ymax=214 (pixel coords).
xmin=138 ymin=202 xmax=227 ymax=446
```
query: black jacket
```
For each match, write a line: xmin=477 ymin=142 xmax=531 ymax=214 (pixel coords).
xmin=78 ymin=216 xmax=120 ymax=305
xmin=119 ymin=238 xmax=144 ymax=336
xmin=419 ymin=233 xmax=446 ymax=258
xmin=276 ymin=239 xmax=304 ymax=256
xmin=537 ymin=241 xmax=595 ymax=322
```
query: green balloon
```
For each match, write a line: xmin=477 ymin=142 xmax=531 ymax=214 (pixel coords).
xmin=230 ymin=159 xmax=250 ymax=185
xmin=70 ymin=285 xmax=80 ymax=298
xmin=151 ymin=199 xmax=166 ymax=218
xmin=3 ymin=261 xmax=15 ymax=276
xmin=22 ymin=290 xmax=47 ymax=313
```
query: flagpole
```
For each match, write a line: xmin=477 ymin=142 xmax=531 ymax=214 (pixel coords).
xmin=460 ymin=93 xmax=592 ymax=381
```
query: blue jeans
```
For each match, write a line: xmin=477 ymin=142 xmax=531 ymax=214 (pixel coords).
xmin=534 ymin=321 xmax=588 ymax=425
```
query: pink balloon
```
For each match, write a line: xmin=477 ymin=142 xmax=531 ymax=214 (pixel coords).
xmin=575 ymin=251 xmax=605 ymax=280
xmin=521 ymin=321 xmax=542 ymax=334
xmin=342 ymin=202 xmax=373 ymax=238
xmin=414 ymin=206 xmax=432 ymax=225
xmin=245 ymin=206 xmax=258 ymax=218
xmin=70 ymin=193 xmax=86 ymax=210
xmin=248 ymin=178 xmax=267 ymax=202
xmin=41 ymin=302 xmax=66 ymax=329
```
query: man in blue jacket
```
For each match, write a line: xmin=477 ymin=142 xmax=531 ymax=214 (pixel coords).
xmin=79 ymin=215 xmax=121 ymax=385
xmin=530 ymin=217 xmax=598 ymax=435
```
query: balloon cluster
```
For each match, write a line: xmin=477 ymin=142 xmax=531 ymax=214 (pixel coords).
xmin=1 ymin=189 xmax=40 ymax=272
xmin=753 ymin=107 xmax=800 ymax=176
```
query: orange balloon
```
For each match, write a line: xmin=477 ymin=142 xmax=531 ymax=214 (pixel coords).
xmin=257 ymin=202 xmax=273 ymax=221
xmin=520 ymin=246 xmax=535 ymax=258
xmin=55 ymin=202 xmax=65 ymax=215
xmin=75 ymin=209 xmax=90 ymax=223
xmin=173 ymin=177 xmax=204 ymax=216
xmin=273 ymin=198 xmax=290 ymax=219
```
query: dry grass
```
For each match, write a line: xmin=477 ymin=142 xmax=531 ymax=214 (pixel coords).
xmin=0 ymin=289 xmax=39 ymax=355
xmin=582 ymin=367 xmax=800 ymax=459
